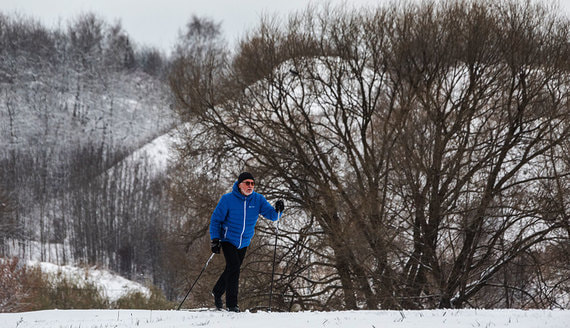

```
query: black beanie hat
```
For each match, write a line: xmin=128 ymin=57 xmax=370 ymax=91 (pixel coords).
xmin=237 ymin=172 xmax=255 ymax=184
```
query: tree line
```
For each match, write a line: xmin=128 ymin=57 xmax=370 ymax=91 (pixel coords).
xmin=169 ymin=0 xmax=570 ymax=310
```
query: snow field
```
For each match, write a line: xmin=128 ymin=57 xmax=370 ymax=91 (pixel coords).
xmin=0 ymin=309 xmax=568 ymax=328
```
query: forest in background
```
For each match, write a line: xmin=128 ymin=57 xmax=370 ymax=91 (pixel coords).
xmin=0 ymin=11 xmax=178 ymax=289
xmin=1 ymin=0 xmax=570 ymax=312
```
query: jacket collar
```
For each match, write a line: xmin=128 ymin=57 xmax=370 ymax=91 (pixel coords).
xmin=232 ymin=181 xmax=250 ymax=200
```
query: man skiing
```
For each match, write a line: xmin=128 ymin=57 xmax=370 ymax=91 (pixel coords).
xmin=209 ymin=172 xmax=284 ymax=312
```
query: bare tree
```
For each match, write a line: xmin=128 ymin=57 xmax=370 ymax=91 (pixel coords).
xmin=104 ymin=21 xmax=135 ymax=70
xmin=170 ymin=0 xmax=570 ymax=310
xmin=0 ymin=186 xmax=18 ymax=255
xmin=386 ymin=0 xmax=570 ymax=308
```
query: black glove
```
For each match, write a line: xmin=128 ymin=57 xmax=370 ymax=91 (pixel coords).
xmin=274 ymin=200 xmax=284 ymax=213
xmin=211 ymin=238 xmax=221 ymax=254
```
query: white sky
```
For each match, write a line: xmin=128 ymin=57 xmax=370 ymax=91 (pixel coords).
xmin=2 ymin=0 xmax=570 ymax=55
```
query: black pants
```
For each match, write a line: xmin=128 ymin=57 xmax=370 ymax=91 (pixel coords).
xmin=212 ymin=242 xmax=247 ymax=308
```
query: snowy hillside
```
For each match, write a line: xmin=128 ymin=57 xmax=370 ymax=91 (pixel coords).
xmin=30 ymin=261 xmax=150 ymax=303
xmin=0 ymin=13 xmax=177 ymax=284
xmin=119 ymin=128 xmax=178 ymax=177
xmin=0 ymin=308 xmax=568 ymax=328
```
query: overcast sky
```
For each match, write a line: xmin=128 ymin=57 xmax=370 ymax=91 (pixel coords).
xmin=3 ymin=0 xmax=570 ymax=55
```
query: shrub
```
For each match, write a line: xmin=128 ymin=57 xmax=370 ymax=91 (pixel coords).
xmin=1 ymin=257 xmax=109 ymax=311
xmin=0 ymin=257 xmax=39 ymax=312
xmin=113 ymin=286 xmax=174 ymax=309
xmin=42 ymin=277 xmax=109 ymax=309
xmin=1 ymin=257 xmax=174 ymax=311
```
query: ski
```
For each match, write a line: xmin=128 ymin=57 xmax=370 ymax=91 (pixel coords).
xmin=180 ymin=307 xmax=227 ymax=312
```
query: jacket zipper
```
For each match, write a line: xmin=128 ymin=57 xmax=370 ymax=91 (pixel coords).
xmin=238 ymin=199 xmax=246 ymax=248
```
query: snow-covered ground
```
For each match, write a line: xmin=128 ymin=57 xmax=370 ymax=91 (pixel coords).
xmin=0 ymin=308 xmax=568 ymax=328
xmin=2 ymin=257 xmax=568 ymax=327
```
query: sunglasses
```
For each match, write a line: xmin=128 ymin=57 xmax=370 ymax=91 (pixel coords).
xmin=242 ymin=181 xmax=255 ymax=187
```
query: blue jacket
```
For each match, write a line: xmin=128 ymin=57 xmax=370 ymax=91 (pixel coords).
xmin=209 ymin=181 xmax=280 ymax=249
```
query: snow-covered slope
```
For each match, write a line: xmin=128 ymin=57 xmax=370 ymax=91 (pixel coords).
xmin=29 ymin=261 xmax=150 ymax=303
xmin=0 ymin=309 xmax=568 ymax=328
xmin=122 ymin=128 xmax=178 ymax=177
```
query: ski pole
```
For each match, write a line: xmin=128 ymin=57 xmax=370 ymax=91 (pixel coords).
xmin=268 ymin=211 xmax=282 ymax=311
xmin=177 ymin=252 xmax=216 ymax=310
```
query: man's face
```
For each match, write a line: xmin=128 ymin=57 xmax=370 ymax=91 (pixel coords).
xmin=239 ymin=179 xmax=255 ymax=196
